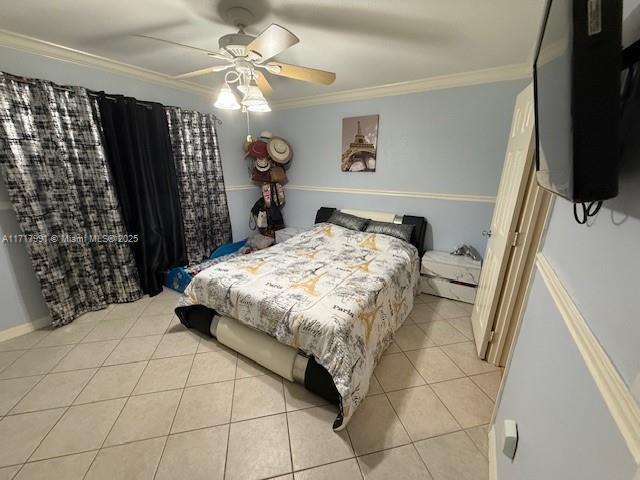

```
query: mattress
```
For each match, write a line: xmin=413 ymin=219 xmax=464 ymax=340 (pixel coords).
xmin=177 ymin=223 xmax=420 ymax=428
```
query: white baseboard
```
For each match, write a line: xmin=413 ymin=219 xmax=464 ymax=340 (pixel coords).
xmin=0 ymin=316 xmax=50 ymax=342
xmin=489 ymin=425 xmax=498 ymax=480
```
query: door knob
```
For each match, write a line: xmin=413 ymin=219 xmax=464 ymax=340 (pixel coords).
xmin=482 ymin=230 xmax=492 ymax=238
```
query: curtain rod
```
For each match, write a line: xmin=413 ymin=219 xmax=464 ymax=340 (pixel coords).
xmin=2 ymin=72 xmax=221 ymax=124
xmin=87 ymin=90 xmax=222 ymax=124
xmin=87 ymin=91 xmax=153 ymax=110
xmin=5 ymin=75 xmax=75 ymax=92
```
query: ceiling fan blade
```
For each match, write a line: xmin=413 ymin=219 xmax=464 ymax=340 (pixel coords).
xmin=133 ymin=34 xmax=218 ymax=55
xmin=267 ymin=62 xmax=336 ymax=85
xmin=246 ymin=24 xmax=299 ymax=62
xmin=255 ymin=71 xmax=273 ymax=97
xmin=208 ymin=51 xmax=234 ymax=61
xmin=174 ymin=65 xmax=232 ymax=79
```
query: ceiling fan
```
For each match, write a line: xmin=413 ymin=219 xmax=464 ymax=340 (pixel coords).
xmin=136 ymin=7 xmax=336 ymax=112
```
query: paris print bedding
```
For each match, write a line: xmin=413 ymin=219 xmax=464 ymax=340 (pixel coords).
xmin=178 ymin=223 xmax=420 ymax=429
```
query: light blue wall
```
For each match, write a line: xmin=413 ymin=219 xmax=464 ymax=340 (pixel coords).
xmin=279 ymin=190 xmax=495 ymax=253
xmin=0 ymin=45 xmax=253 ymax=330
xmin=258 ymin=79 xmax=529 ymax=252
xmin=494 ymin=273 xmax=637 ymax=480
xmin=543 ymin=197 xmax=640 ymax=401
xmin=494 ymin=2 xmax=640 ymax=477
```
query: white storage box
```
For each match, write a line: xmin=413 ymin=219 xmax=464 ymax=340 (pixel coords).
xmin=420 ymin=276 xmax=478 ymax=304
xmin=420 ymin=250 xmax=481 ymax=304
xmin=421 ymin=251 xmax=481 ymax=285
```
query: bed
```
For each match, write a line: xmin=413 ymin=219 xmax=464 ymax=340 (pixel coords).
xmin=175 ymin=207 xmax=427 ymax=429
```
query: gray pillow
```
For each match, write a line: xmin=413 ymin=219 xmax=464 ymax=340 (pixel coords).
xmin=365 ymin=220 xmax=414 ymax=243
xmin=245 ymin=233 xmax=274 ymax=250
xmin=327 ymin=211 xmax=369 ymax=231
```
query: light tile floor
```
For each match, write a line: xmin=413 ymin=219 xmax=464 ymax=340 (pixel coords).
xmin=0 ymin=290 xmax=501 ymax=480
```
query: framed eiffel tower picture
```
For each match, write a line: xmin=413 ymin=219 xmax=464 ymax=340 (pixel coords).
xmin=341 ymin=114 xmax=379 ymax=172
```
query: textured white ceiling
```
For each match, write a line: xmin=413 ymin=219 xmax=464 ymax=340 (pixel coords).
xmin=0 ymin=0 xmax=546 ymax=100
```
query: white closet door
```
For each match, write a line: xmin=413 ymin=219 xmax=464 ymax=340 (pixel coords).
xmin=471 ymin=83 xmax=536 ymax=357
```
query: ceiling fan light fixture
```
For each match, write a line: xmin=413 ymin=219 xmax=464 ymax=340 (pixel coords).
xmin=214 ymin=84 xmax=241 ymax=110
xmin=240 ymin=84 xmax=269 ymax=110
xmin=247 ymin=102 xmax=272 ymax=113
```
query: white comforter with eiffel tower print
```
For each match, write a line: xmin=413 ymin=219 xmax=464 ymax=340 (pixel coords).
xmin=179 ymin=223 xmax=420 ymax=429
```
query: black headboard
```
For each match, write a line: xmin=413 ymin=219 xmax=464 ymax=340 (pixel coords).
xmin=314 ymin=207 xmax=427 ymax=256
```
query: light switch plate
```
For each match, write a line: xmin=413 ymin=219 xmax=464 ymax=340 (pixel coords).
xmin=503 ymin=419 xmax=518 ymax=460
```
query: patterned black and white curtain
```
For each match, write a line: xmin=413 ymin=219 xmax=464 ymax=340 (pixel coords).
xmin=0 ymin=73 xmax=142 ymax=326
xmin=166 ymin=107 xmax=232 ymax=265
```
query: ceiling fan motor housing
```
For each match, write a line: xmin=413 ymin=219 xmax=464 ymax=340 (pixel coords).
xmin=219 ymin=33 xmax=255 ymax=58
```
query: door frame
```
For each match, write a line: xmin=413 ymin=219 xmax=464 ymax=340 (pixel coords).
xmin=472 ymin=84 xmax=537 ymax=358
xmin=490 ymin=197 xmax=556 ymax=436
xmin=484 ymin=164 xmax=555 ymax=366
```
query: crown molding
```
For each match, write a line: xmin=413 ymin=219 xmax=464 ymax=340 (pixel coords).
xmin=537 ymin=253 xmax=640 ymax=463
xmin=0 ymin=28 xmax=531 ymax=110
xmin=0 ymin=29 xmax=212 ymax=97
xmin=285 ymin=184 xmax=496 ymax=203
xmin=207 ymin=183 xmax=495 ymax=203
xmin=270 ymin=63 xmax=532 ymax=110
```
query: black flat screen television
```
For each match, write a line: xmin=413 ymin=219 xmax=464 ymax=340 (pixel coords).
xmin=534 ymin=0 xmax=622 ymax=202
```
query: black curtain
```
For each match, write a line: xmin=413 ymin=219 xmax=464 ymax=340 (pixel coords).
xmin=96 ymin=94 xmax=186 ymax=295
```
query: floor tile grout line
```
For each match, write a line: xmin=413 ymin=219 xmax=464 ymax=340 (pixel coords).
xmin=0 ymin=420 xmax=480 ymax=476
xmin=7 ymin=366 xmax=101 ymax=417
xmin=14 ymin=417 xmax=247 ymax=470
xmin=0 ymin=449 xmax=102 ymax=477
xmin=80 ymin=315 xmax=167 ymax=480
xmin=3 ymin=382 xmax=331 ymax=427
xmin=48 ymin=317 xmax=142 ymax=414
xmin=396 ymin=337 xmax=473 ymax=353
xmin=411 ymin=441 xmax=436 ymax=479
xmin=0 ymin=346 xmax=53 ymax=377
xmin=385 ymin=349 xmax=468 ymax=438
xmin=343 ymin=420 xmax=365 ymax=479
xmin=380 ymin=382 xmax=423 ymax=450
xmin=151 ymin=348 xmax=198 ymax=480
xmin=282 ymin=379 xmax=295 ymax=476
xmin=222 ymin=349 xmax=238 ymax=480
xmin=287 ymin=456 xmax=365 ymax=478
xmin=430 ymin=373 xmax=493 ymax=432
xmin=403 ymin=346 xmax=467 ymax=384
xmin=411 ymin=321 xmax=471 ymax=346
xmin=445 ymin=317 xmax=476 ymax=340
xmin=438 ymin=344 xmax=500 ymax=379
xmin=1 ymin=371 xmax=49 ymax=418
xmin=5 ymin=378 xmax=178 ymax=416
xmin=8 ymin=390 xmax=490 ymax=459
xmin=461 ymin=425 xmax=492 ymax=459
xmin=52 ymin=339 xmax=122 ymax=373
xmin=468 ymin=371 xmax=502 ymax=403
xmin=16 ymin=331 xmax=124 ymax=467
xmin=19 ymin=327 xmax=55 ymax=350
xmin=18 ymin=315 xmax=143 ymax=471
